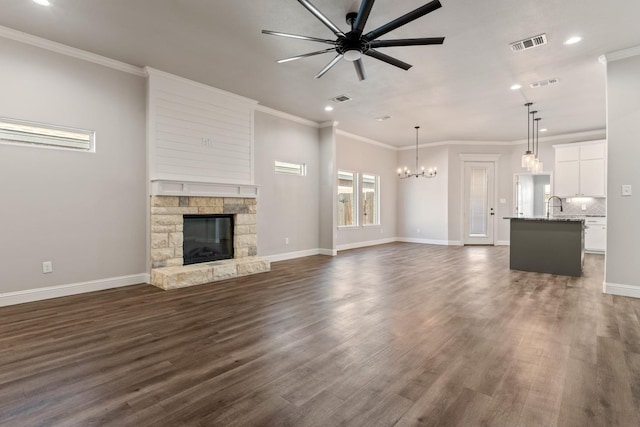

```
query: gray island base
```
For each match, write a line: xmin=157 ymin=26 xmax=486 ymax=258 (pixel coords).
xmin=506 ymin=217 xmax=584 ymax=277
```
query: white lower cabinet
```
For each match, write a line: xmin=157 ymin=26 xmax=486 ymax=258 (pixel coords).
xmin=584 ymin=218 xmax=606 ymax=253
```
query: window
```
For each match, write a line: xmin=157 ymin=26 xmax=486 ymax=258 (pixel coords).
xmin=274 ymin=160 xmax=307 ymax=176
xmin=338 ymin=170 xmax=357 ymax=227
xmin=362 ymin=174 xmax=380 ymax=226
xmin=0 ymin=116 xmax=94 ymax=152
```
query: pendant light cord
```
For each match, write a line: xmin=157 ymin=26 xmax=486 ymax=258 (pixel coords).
xmin=415 ymin=126 xmax=420 ymax=172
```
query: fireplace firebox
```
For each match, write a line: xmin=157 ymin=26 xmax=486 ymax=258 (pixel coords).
xmin=183 ymin=214 xmax=234 ymax=265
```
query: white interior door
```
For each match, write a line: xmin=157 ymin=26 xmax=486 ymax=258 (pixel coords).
xmin=463 ymin=162 xmax=495 ymax=245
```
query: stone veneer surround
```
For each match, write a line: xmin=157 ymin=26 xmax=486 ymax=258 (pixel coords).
xmin=150 ymin=195 xmax=269 ymax=289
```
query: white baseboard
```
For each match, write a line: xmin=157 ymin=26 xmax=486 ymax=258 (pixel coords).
xmin=319 ymin=248 xmax=338 ymax=256
xmin=337 ymin=237 xmax=397 ymax=252
xmin=0 ymin=273 xmax=150 ymax=307
xmin=603 ymin=281 xmax=640 ymax=299
xmin=397 ymin=237 xmax=456 ymax=246
xmin=496 ymin=240 xmax=510 ymax=246
xmin=265 ymin=249 xmax=324 ymax=262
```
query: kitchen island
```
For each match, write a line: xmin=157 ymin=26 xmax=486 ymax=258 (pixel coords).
xmin=505 ymin=217 xmax=584 ymax=277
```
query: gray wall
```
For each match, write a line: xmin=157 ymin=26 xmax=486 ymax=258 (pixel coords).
xmin=605 ymin=54 xmax=640 ymax=289
xmin=336 ymin=134 xmax=398 ymax=246
xmin=0 ymin=38 xmax=147 ymax=293
xmin=397 ymin=145 xmax=449 ymax=242
xmin=318 ymin=125 xmax=337 ymax=253
xmin=254 ymin=112 xmax=320 ymax=256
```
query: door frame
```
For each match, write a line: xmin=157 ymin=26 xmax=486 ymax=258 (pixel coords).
xmin=459 ymin=154 xmax=500 ymax=245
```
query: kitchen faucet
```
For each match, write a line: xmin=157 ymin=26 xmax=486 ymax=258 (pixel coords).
xmin=546 ymin=196 xmax=563 ymax=218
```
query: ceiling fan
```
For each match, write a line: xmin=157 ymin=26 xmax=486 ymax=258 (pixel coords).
xmin=262 ymin=0 xmax=445 ymax=81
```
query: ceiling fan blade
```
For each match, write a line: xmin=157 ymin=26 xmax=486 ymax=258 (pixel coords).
xmin=314 ymin=54 xmax=344 ymax=79
xmin=352 ymin=0 xmax=376 ymax=34
xmin=354 ymin=58 xmax=367 ymax=81
xmin=262 ymin=30 xmax=336 ymax=45
xmin=277 ymin=48 xmax=337 ymax=63
xmin=364 ymin=49 xmax=412 ymax=70
xmin=364 ymin=0 xmax=442 ymax=41
xmin=297 ymin=0 xmax=346 ymax=38
xmin=369 ymin=37 xmax=445 ymax=48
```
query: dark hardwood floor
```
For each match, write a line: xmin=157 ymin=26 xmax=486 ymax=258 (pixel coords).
xmin=1 ymin=243 xmax=640 ymax=426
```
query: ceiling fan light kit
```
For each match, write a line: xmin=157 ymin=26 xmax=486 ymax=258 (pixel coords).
xmin=263 ymin=0 xmax=445 ymax=81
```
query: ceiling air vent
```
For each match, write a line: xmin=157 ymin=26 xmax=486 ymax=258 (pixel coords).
xmin=510 ymin=34 xmax=548 ymax=52
xmin=331 ymin=94 xmax=352 ymax=103
xmin=529 ymin=78 xmax=559 ymax=89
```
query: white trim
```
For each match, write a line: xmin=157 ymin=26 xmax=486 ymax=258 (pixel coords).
xmin=513 ymin=129 xmax=606 ymax=146
xmin=398 ymin=140 xmax=512 ymax=150
xmin=150 ymin=180 xmax=259 ymax=198
xmin=265 ymin=249 xmax=323 ymax=262
xmin=335 ymin=129 xmax=398 ymax=150
xmin=459 ymin=154 xmax=501 ymax=161
xmin=319 ymin=121 xmax=339 ymax=128
xmin=605 ymin=45 xmax=640 ymax=63
xmin=552 ymin=139 xmax=607 ymax=149
xmin=337 ymin=238 xmax=396 ymax=251
xmin=0 ymin=274 xmax=149 ymax=307
xmin=144 ymin=67 xmax=258 ymax=105
xmin=603 ymin=282 xmax=640 ymax=299
xmin=319 ymin=249 xmax=338 ymax=256
xmin=496 ymin=240 xmax=510 ymax=246
xmin=0 ymin=25 xmax=146 ymax=77
xmin=255 ymin=105 xmax=320 ymax=128
xmin=397 ymin=237 xmax=454 ymax=246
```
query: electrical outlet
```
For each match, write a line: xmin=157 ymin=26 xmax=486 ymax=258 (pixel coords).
xmin=380 ymin=228 xmax=384 ymax=234
xmin=622 ymin=185 xmax=632 ymax=196
xmin=416 ymin=228 xmax=420 ymax=234
xmin=42 ymin=261 xmax=53 ymax=274
xmin=581 ymin=204 xmax=587 ymax=211
xmin=285 ymin=237 xmax=289 ymax=245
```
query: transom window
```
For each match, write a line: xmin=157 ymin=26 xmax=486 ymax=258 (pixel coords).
xmin=0 ymin=116 xmax=94 ymax=152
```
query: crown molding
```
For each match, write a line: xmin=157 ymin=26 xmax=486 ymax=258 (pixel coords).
xmin=398 ymin=139 xmax=512 ymax=150
xmin=319 ymin=121 xmax=339 ymax=128
xmin=511 ymin=129 xmax=606 ymax=145
xmin=605 ymin=45 xmax=640 ymax=63
xmin=255 ymin=105 xmax=319 ymax=128
xmin=0 ymin=25 xmax=146 ymax=77
xmin=335 ymin=129 xmax=398 ymax=151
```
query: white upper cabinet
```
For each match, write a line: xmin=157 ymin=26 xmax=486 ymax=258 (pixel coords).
xmin=554 ymin=141 xmax=607 ymax=197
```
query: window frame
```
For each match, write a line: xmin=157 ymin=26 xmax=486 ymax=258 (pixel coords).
xmin=0 ymin=116 xmax=95 ymax=152
xmin=361 ymin=173 xmax=381 ymax=227
xmin=337 ymin=169 xmax=359 ymax=228
xmin=274 ymin=160 xmax=307 ymax=176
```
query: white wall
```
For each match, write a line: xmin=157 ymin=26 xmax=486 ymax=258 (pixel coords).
xmin=0 ymin=38 xmax=147 ymax=295
xmin=605 ymin=53 xmax=640 ymax=296
xmin=397 ymin=145 xmax=449 ymax=243
xmin=254 ymin=111 xmax=320 ymax=257
xmin=336 ymin=133 xmax=398 ymax=248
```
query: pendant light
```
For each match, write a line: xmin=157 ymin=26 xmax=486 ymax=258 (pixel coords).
xmin=398 ymin=126 xmax=437 ymax=179
xmin=521 ymin=102 xmax=535 ymax=169
xmin=532 ymin=117 xmax=543 ymax=173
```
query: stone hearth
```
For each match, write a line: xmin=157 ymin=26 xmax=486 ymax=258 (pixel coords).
xmin=149 ymin=195 xmax=270 ymax=290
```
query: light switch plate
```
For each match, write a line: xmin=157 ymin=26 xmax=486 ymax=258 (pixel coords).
xmin=622 ymin=184 xmax=632 ymax=196
xmin=499 ymin=198 xmax=506 ymax=204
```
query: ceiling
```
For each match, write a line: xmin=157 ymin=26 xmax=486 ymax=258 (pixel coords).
xmin=2 ymin=0 xmax=640 ymax=147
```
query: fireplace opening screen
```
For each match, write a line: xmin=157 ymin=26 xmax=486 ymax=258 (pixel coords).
xmin=183 ymin=214 xmax=234 ymax=265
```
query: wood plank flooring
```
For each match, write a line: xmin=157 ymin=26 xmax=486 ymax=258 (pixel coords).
xmin=1 ymin=243 xmax=640 ymax=426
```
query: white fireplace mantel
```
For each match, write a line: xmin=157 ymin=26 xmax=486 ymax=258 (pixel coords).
xmin=150 ymin=180 xmax=259 ymax=198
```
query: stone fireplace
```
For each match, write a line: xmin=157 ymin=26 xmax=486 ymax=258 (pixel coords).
xmin=149 ymin=194 xmax=270 ymax=290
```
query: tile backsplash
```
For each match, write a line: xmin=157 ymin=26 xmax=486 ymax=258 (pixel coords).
xmin=551 ymin=197 xmax=606 ymax=216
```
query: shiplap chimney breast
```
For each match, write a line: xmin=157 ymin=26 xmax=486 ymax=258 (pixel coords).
xmin=146 ymin=67 xmax=258 ymax=186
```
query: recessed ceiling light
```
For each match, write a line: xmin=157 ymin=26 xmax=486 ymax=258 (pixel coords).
xmin=32 ymin=0 xmax=51 ymax=5
xmin=375 ymin=115 xmax=391 ymax=122
xmin=324 ymin=106 xmax=334 ymax=112
xmin=540 ymin=128 xmax=548 ymax=132
xmin=510 ymin=84 xmax=522 ymax=90
xmin=564 ymin=36 xmax=582 ymax=45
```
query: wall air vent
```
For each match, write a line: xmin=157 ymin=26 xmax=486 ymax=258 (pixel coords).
xmin=529 ymin=78 xmax=559 ymax=88
xmin=510 ymin=34 xmax=548 ymax=52
xmin=331 ymin=94 xmax=352 ymax=103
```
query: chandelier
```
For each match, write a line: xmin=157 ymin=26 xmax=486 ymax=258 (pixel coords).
xmin=398 ymin=126 xmax=437 ymax=179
